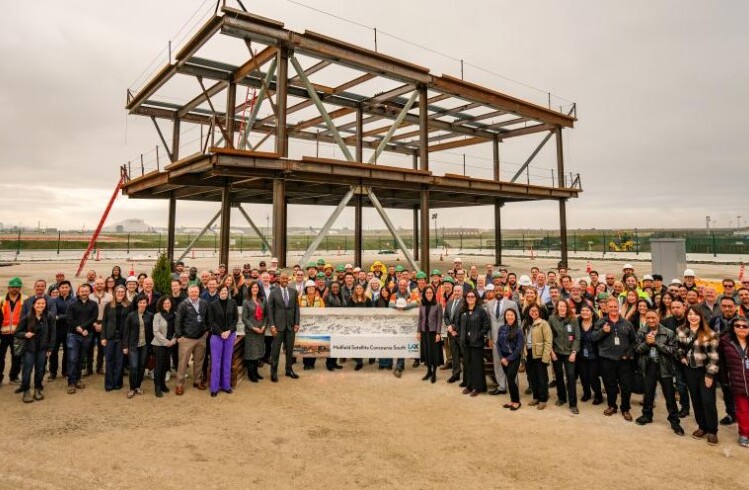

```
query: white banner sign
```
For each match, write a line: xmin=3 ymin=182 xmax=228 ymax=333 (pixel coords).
xmin=293 ymin=307 xmax=420 ymax=358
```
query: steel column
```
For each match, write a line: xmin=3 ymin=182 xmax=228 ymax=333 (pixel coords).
xmin=166 ymin=117 xmax=180 ymax=264
xmin=556 ymin=127 xmax=568 ymax=266
xmin=299 ymin=187 xmax=357 ymax=267
xmin=176 ymin=210 xmax=221 ymax=263
xmin=418 ymin=85 xmax=429 ymax=171
xmin=367 ymin=190 xmax=419 ymax=272
xmin=219 ymin=185 xmax=232 ymax=267
xmin=494 ymin=200 xmax=503 ymax=266
xmin=276 ymin=49 xmax=289 ymax=157
xmin=237 ymin=205 xmax=272 ymax=252
xmin=420 ymin=190 xmax=430 ymax=272
xmin=272 ymin=178 xmax=287 ymax=266
xmin=413 ymin=206 xmax=419 ymax=262
xmin=354 ymin=106 xmax=364 ymax=266
xmin=492 ymin=135 xmax=500 ymax=181
xmin=225 ymin=81 xmax=236 ymax=148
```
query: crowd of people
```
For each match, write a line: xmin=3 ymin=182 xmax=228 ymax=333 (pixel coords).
xmin=1 ymin=257 xmax=749 ymax=449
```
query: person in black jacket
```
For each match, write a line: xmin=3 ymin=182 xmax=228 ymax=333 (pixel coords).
xmin=174 ymin=285 xmax=209 ymax=395
xmin=49 ymin=280 xmax=75 ymax=381
xmin=122 ymin=296 xmax=153 ymax=398
xmin=207 ymin=285 xmax=238 ymax=397
xmin=15 ymin=297 xmax=55 ymax=403
xmin=592 ymin=297 xmax=638 ymax=421
xmin=324 ymin=282 xmax=349 ymax=371
xmin=634 ymin=309 xmax=685 ymax=435
xmin=459 ymin=290 xmax=490 ymax=397
xmin=101 ymin=286 xmax=129 ymax=391
xmin=65 ymin=284 xmax=98 ymax=394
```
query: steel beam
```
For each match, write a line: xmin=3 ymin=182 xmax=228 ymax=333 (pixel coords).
xmin=509 ymin=131 xmax=554 ymax=183
xmin=176 ymin=210 xmax=221 ymax=263
xmin=299 ymin=186 xmax=356 ymax=267
xmin=237 ymin=205 xmax=272 ymax=252
xmin=241 ymin=57 xmax=277 ymax=149
xmin=166 ymin=118 xmax=180 ymax=264
xmin=493 ymin=135 xmax=500 ymax=181
xmin=225 ymin=82 xmax=236 ymax=148
xmin=494 ymin=200 xmax=503 ymax=265
xmin=219 ymin=184 xmax=232 ymax=266
xmin=367 ymin=189 xmax=419 ymax=272
xmin=556 ymin=127 xmax=568 ymax=266
xmin=289 ymin=54 xmax=353 ymax=161
xmin=354 ymin=105 xmax=364 ymax=266
xmin=275 ymin=49 xmax=289 ymax=157
xmin=418 ymin=85 xmax=429 ymax=172
xmin=420 ymin=190 xmax=430 ymax=272
xmin=272 ymin=178 xmax=286 ymax=266
xmin=369 ymin=91 xmax=418 ymax=164
xmin=413 ymin=206 xmax=419 ymax=262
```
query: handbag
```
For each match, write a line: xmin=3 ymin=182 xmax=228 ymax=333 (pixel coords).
xmin=13 ymin=337 xmax=27 ymax=357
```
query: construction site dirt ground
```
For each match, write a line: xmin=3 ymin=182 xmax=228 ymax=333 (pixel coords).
xmin=0 ymin=256 xmax=747 ymax=489
xmin=0 ymin=361 xmax=747 ymax=489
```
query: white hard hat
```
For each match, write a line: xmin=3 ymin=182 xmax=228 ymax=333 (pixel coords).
xmin=643 ymin=274 xmax=654 ymax=281
xmin=271 ymin=257 xmax=278 ymax=262
xmin=453 ymin=257 xmax=462 ymax=263
xmin=683 ymin=269 xmax=695 ymax=277
xmin=671 ymin=279 xmax=682 ymax=285
xmin=304 ymin=280 xmax=316 ymax=288
xmin=518 ymin=275 xmax=532 ymax=287
xmin=126 ymin=275 xmax=138 ymax=284
xmin=485 ymin=284 xmax=495 ymax=291
xmin=345 ymin=263 xmax=353 ymax=269
xmin=395 ymin=297 xmax=408 ymax=308
xmin=623 ymin=263 xmax=634 ymax=270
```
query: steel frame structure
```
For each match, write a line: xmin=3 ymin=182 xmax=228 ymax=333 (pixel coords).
xmin=122 ymin=5 xmax=581 ymax=270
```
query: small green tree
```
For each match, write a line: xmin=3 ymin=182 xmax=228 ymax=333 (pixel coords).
xmin=151 ymin=253 xmax=172 ymax=296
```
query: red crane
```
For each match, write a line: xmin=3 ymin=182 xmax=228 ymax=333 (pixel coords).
xmin=75 ymin=168 xmax=127 ymax=277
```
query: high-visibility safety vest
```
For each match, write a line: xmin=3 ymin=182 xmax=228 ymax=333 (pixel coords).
xmin=1 ymin=294 xmax=25 ymax=335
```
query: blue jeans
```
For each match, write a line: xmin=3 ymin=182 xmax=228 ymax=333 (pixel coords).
xmin=66 ymin=333 xmax=92 ymax=386
xmin=21 ymin=350 xmax=47 ymax=391
xmin=104 ymin=339 xmax=124 ymax=390
xmin=128 ymin=345 xmax=147 ymax=391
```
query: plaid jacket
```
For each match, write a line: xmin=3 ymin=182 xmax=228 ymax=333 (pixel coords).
xmin=676 ymin=326 xmax=720 ymax=378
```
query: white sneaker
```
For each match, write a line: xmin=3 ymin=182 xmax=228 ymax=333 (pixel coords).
xmin=165 ymin=371 xmax=171 ymax=382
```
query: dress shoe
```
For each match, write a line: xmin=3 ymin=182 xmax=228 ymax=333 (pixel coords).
xmin=22 ymin=391 xmax=33 ymax=403
xmin=14 ymin=387 xmax=23 ymax=394
xmin=422 ymin=373 xmax=431 ymax=381
xmin=528 ymin=399 xmax=539 ymax=407
xmin=555 ymin=399 xmax=566 ymax=406
xmin=412 ymin=360 xmax=420 ymax=368
xmin=256 ymin=373 xmax=264 ymax=380
xmin=672 ymin=426 xmax=685 ymax=436
xmin=621 ymin=411 xmax=633 ymax=422
xmin=720 ymin=415 xmax=736 ymax=426
xmin=510 ymin=403 xmax=522 ymax=411
xmin=678 ymin=407 xmax=690 ymax=418
xmin=469 ymin=390 xmax=480 ymax=397
xmin=462 ymin=388 xmax=471 ymax=395
xmin=175 ymin=386 xmax=184 ymax=396
xmin=581 ymin=395 xmax=591 ymax=402
xmin=355 ymin=364 xmax=363 ymax=371
xmin=503 ymin=403 xmax=513 ymax=409
xmin=286 ymin=370 xmax=299 ymax=379
xmin=592 ymin=398 xmax=603 ymax=406
xmin=496 ymin=389 xmax=507 ymax=395
xmin=636 ymin=416 xmax=652 ymax=425
xmin=327 ymin=366 xmax=335 ymax=372
xmin=222 ymin=389 xmax=233 ymax=394
xmin=570 ymin=407 xmax=579 ymax=415
xmin=706 ymin=433 xmax=719 ymax=446
xmin=75 ymin=381 xmax=86 ymax=389
xmin=430 ymin=373 xmax=436 ymax=384
xmin=271 ymin=373 xmax=279 ymax=383
xmin=211 ymin=392 xmax=218 ymax=398
xmin=459 ymin=382 xmax=467 ymax=388
xmin=488 ymin=389 xmax=501 ymax=396
xmin=127 ymin=390 xmax=135 ymax=399
xmin=193 ymin=382 xmax=207 ymax=391
xmin=393 ymin=369 xmax=402 ymax=379
xmin=369 ymin=359 xmax=376 ymax=365
xmin=692 ymin=429 xmax=706 ymax=439
xmin=334 ymin=364 xmax=343 ymax=370
xmin=33 ymin=389 xmax=44 ymax=401
xmin=524 ymin=387 xmax=533 ymax=395
xmin=447 ymin=375 xmax=459 ymax=384
xmin=603 ymin=406 xmax=617 ymax=416
xmin=162 ymin=386 xmax=170 ymax=393
xmin=536 ymin=402 xmax=546 ymax=410
xmin=155 ymin=390 xmax=164 ymax=398
xmin=67 ymin=385 xmax=76 ymax=394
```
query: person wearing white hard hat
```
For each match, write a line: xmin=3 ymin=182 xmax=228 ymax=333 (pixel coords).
xmin=125 ymin=276 xmax=139 ymax=303
xmin=622 ymin=263 xmax=635 ymax=276
xmin=299 ymin=279 xmax=325 ymax=371
xmin=683 ymin=269 xmax=697 ymax=291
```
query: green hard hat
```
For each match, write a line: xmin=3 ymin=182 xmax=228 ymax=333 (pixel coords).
xmin=8 ymin=277 xmax=22 ymax=288
xmin=316 ymin=272 xmax=326 ymax=279
xmin=597 ymin=292 xmax=610 ymax=301
xmin=430 ymin=269 xmax=442 ymax=277
xmin=443 ymin=276 xmax=455 ymax=284
xmin=307 ymin=261 xmax=318 ymax=269
xmin=492 ymin=272 xmax=502 ymax=278
xmin=415 ymin=271 xmax=427 ymax=280
xmin=316 ymin=258 xmax=326 ymax=266
xmin=335 ymin=265 xmax=345 ymax=272
xmin=395 ymin=265 xmax=404 ymax=273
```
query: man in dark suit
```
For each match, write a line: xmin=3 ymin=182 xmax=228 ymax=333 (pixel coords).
xmin=267 ymin=271 xmax=300 ymax=382
xmin=444 ymin=285 xmax=465 ymax=384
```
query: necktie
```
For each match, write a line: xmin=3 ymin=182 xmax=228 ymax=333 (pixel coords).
xmin=451 ymin=301 xmax=458 ymax=321
xmin=283 ymin=288 xmax=288 ymax=306
xmin=496 ymin=300 xmax=501 ymax=319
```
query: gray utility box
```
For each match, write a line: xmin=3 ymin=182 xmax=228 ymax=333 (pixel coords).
xmin=651 ymin=238 xmax=687 ymax=282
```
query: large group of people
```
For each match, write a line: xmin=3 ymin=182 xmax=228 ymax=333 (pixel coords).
xmin=1 ymin=257 xmax=749 ymax=449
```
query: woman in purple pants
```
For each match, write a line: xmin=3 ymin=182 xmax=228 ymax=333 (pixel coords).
xmin=207 ymin=285 xmax=238 ymax=397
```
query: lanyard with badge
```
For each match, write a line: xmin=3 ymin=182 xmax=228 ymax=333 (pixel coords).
xmin=612 ymin=320 xmax=620 ymax=346
xmin=565 ymin=322 xmax=574 ymax=346
xmin=648 ymin=328 xmax=658 ymax=360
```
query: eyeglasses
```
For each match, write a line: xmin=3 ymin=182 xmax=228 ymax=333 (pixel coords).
xmin=734 ymin=324 xmax=749 ymax=330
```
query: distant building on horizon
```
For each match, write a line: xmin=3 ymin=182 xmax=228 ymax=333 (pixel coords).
xmin=104 ymin=219 xmax=154 ymax=233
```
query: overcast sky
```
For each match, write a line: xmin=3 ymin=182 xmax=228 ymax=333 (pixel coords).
xmin=1 ymin=0 xmax=746 ymax=232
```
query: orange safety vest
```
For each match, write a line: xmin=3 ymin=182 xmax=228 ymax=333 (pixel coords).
xmin=1 ymin=294 xmax=25 ymax=335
